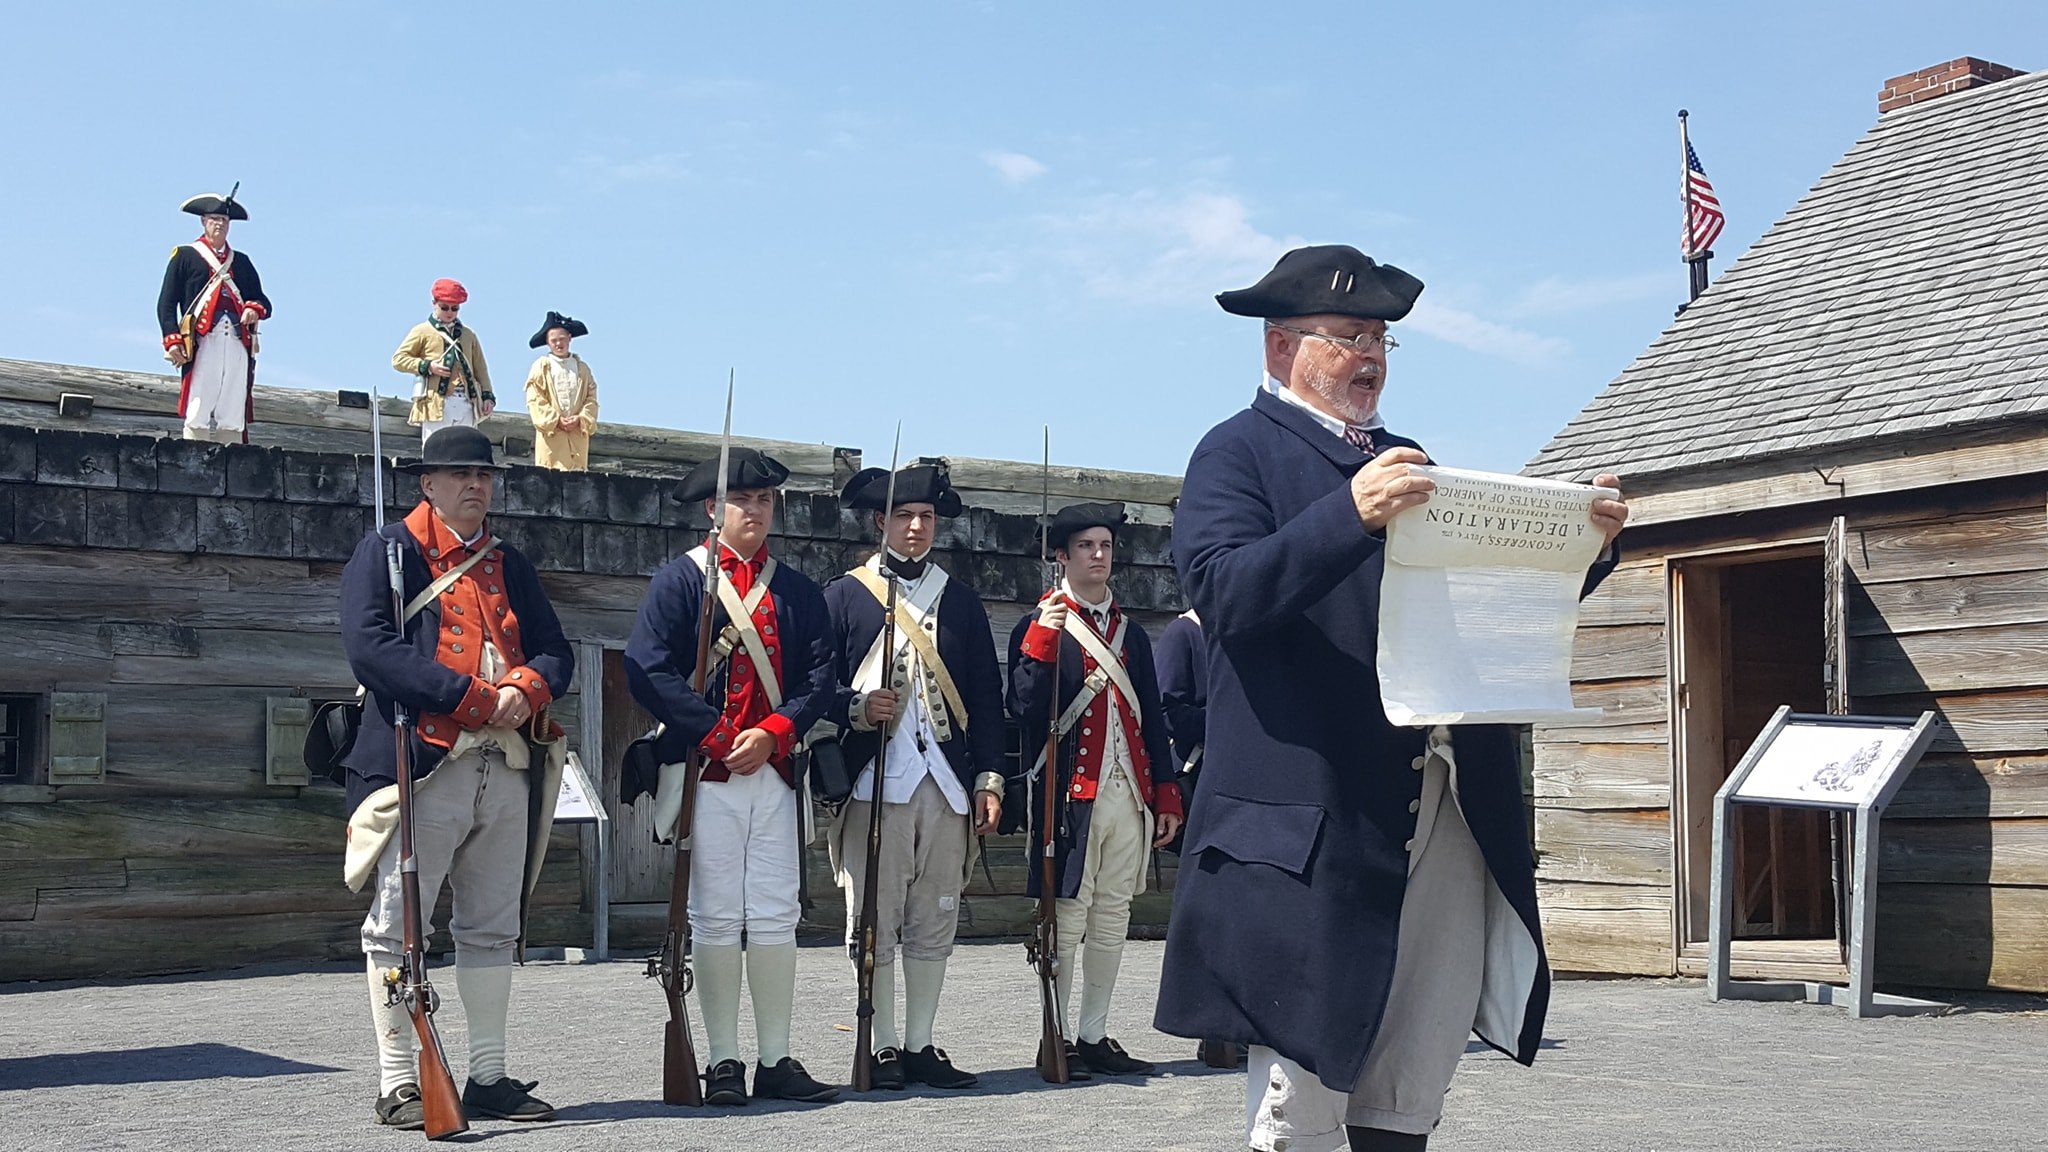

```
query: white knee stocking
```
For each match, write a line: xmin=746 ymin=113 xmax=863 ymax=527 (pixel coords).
xmin=696 ymin=942 xmax=745 ymax=1067
xmin=1078 ymin=938 xmax=1125 ymax=1043
xmin=365 ymin=952 xmax=415 ymax=1094
xmin=746 ymin=941 xmax=799 ymax=1065
xmin=902 ymin=957 xmax=948 ymax=1052
xmin=455 ymin=961 xmax=513 ymax=1085
xmin=866 ymin=957 xmax=899 ymax=1051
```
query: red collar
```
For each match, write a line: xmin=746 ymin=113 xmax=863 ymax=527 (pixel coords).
xmin=714 ymin=540 xmax=769 ymax=576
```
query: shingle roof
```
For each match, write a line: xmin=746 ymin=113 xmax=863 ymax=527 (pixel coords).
xmin=1526 ymin=69 xmax=2048 ymax=482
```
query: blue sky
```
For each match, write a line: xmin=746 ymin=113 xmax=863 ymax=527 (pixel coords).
xmin=8 ymin=3 xmax=2041 ymax=478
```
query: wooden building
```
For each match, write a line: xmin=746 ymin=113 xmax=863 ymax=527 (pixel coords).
xmin=1525 ymin=59 xmax=2048 ymax=992
xmin=0 ymin=357 xmax=1186 ymax=980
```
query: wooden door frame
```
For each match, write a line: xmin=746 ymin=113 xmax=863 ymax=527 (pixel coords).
xmin=1666 ymin=536 xmax=1829 ymax=950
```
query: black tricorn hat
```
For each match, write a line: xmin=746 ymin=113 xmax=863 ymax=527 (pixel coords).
xmin=1047 ymin=501 xmax=1127 ymax=551
xmin=674 ymin=447 xmax=790 ymax=503
xmin=841 ymin=462 xmax=963 ymax=518
xmin=1217 ymin=244 xmax=1422 ymax=322
xmin=397 ymin=425 xmax=502 ymax=473
xmin=529 ymin=311 xmax=590 ymax=349
xmin=180 ymin=183 xmax=248 ymax=221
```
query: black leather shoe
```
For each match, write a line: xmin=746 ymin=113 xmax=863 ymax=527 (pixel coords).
xmin=374 ymin=1084 xmax=424 ymax=1129
xmin=704 ymin=1059 xmax=749 ymax=1106
xmin=1197 ymin=1038 xmax=1245 ymax=1069
xmin=869 ymin=1046 xmax=908 ymax=1091
xmin=462 ymin=1076 xmax=556 ymax=1121
xmin=754 ymin=1057 xmax=839 ymax=1103
xmin=1058 ymin=1041 xmax=1095 ymax=1082
xmin=1077 ymin=1037 xmax=1155 ymax=1077
xmin=902 ymin=1045 xmax=978 ymax=1089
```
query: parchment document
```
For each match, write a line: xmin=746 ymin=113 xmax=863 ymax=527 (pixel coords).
xmin=1377 ymin=466 xmax=1617 ymax=727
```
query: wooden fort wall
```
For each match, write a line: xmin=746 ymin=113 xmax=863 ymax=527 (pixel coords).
xmin=1532 ymin=467 xmax=2048 ymax=993
xmin=0 ymin=422 xmax=1185 ymax=980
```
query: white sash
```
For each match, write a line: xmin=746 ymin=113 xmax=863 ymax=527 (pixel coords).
xmin=189 ymin=242 xmax=243 ymax=318
xmin=1063 ymin=610 xmax=1140 ymax=729
xmin=686 ymin=546 xmax=783 ymax=708
xmin=850 ymin=558 xmax=956 ymax=725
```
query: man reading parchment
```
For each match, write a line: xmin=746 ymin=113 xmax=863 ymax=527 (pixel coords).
xmin=1154 ymin=244 xmax=1629 ymax=1152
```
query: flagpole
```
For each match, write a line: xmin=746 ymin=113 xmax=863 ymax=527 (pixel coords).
xmin=1679 ymin=109 xmax=1710 ymax=306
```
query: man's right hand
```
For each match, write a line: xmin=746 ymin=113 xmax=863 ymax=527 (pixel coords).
xmin=430 ymin=363 xmax=454 ymax=379
xmin=1350 ymin=447 xmax=1435 ymax=531
xmin=864 ymin=688 xmax=899 ymax=726
xmin=166 ymin=346 xmax=191 ymax=367
xmin=1036 ymin=593 xmax=1070 ymax=636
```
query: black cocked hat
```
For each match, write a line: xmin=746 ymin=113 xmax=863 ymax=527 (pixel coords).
xmin=674 ymin=447 xmax=790 ymax=503
xmin=841 ymin=462 xmax=963 ymax=518
xmin=1217 ymin=244 xmax=1422 ymax=321
xmin=529 ymin=311 xmax=590 ymax=349
xmin=180 ymin=184 xmax=248 ymax=221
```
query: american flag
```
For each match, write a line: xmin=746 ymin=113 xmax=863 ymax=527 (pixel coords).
xmin=1684 ymin=141 xmax=1726 ymax=257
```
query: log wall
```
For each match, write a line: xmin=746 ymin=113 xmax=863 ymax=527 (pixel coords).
xmin=1532 ymin=472 xmax=2048 ymax=992
xmin=0 ymin=421 xmax=1185 ymax=980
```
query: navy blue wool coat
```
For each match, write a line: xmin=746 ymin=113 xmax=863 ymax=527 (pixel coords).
xmin=1153 ymin=390 xmax=1614 ymax=1091
xmin=1154 ymin=613 xmax=1207 ymax=770
xmin=1005 ymin=609 xmax=1178 ymax=898
xmin=820 ymin=568 xmax=1009 ymax=797
xmin=621 ymin=550 xmax=838 ymax=789
xmin=339 ymin=519 xmax=575 ymax=819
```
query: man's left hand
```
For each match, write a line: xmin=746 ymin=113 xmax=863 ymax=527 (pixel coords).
xmin=1153 ymin=812 xmax=1182 ymax=848
xmin=1590 ymin=473 xmax=1629 ymax=548
xmin=725 ymin=727 xmax=777 ymax=774
xmin=973 ymin=791 xmax=1001 ymax=836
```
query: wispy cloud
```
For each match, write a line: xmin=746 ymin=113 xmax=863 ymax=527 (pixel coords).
xmin=572 ymin=151 xmax=696 ymax=191
xmin=1405 ymin=300 xmax=1571 ymax=365
xmin=1035 ymin=188 xmax=1301 ymax=306
xmin=984 ymin=150 xmax=1048 ymax=184
xmin=1506 ymin=270 xmax=1668 ymax=319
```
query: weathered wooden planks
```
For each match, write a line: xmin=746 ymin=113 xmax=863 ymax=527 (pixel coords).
xmin=1534 ymin=678 xmax=1669 ymax=745
xmin=1577 ymin=560 xmax=1665 ymax=628
xmin=1853 ymin=505 xmax=2048 ymax=586
xmin=0 ymin=798 xmax=340 ymax=860
xmin=1571 ymin=623 xmax=1668 ymax=683
xmin=1534 ymin=809 xmax=1673 ymax=886
xmin=1851 ymin=689 xmax=2048 ymax=755
xmin=1878 ymin=817 xmax=2048 ymax=887
xmin=1535 ymin=881 xmax=1675 ymax=975
xmin=1850 ymin=567 xmax=2048 ymax=637
xmin=1532 ymin=742 xmax=1672 ymax=809
xmin=1887 ymin=753 xmax=2048 ymax=819
xmin=1850 ymin=621 xmax=2048 ymax=696
xmin=1875 ymin=882 xmax=2048 ymax=992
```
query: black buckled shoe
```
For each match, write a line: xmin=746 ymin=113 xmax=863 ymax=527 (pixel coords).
xmin=902 ymin=1045 xmax=979 ymax=1089
xmin=703 ymin=1059 xmax=749 ymax=1106
xmin=462 ymin=1076 xmax=556 ymax=1121
xmin=1058 ymin=1041 xmax=1095 ymax=1082
xmin=869 ymin=1046 xmax=908 ymax=1091
xmin=753 ymin=1057 xmax=839 ymax=1103
xmin=374 ymin=1083 xmax=424 ymax=1130
xmin=1077 ymin=1037 xmax=1155 ymax=1077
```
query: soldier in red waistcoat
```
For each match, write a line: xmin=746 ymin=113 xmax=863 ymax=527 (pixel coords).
xmin=155 ymin=188 xmax=270 ymax=443
xmin=622 ymin=448 xmax=841 ymax=1107
xmin=1006 ymin=501 xmax=1184 ymax=1077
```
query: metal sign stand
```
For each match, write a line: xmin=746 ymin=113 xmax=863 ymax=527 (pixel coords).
xmin=526 ymin=751 xmax=609 ymax=963
xmin=1708 ymin=706 xmax=1944 ymax=1017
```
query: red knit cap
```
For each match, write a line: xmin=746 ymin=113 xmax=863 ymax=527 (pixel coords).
xmin=431 ymin=278 xmax=469 ymax=305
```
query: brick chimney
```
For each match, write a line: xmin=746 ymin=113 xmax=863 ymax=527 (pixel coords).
xmin=1879 ymin=57 xmax=2024 ymax=113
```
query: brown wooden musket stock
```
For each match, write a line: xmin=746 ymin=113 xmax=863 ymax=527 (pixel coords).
xmin=1031 ymin=427 xmax=1071 ymax=1084
xmin=383 ymin=538 xmax=470 ymax=1140
xmin=851 ymin=425 xmax=902 ymax=1092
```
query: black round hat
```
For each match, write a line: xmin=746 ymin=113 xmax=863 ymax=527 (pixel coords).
xmin=1217 ymin=244 xmax=1423 ymax=322
xmin=529 ymin=311 xmax=590 ymax=349
xmin=674 ymin=447 xmax=790 ymax=503
xmin=841 ymin=463 xmax=963 ymax=518
xmin=396 ymin=425 xmax=501 ymax=474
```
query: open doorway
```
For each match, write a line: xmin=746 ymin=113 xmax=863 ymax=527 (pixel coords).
xmin=1672 ymin=548 xmax=1839 ymax=956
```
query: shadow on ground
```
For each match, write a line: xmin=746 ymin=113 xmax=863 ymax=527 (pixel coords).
xmin=0 ymin=1042 xmax=342 ymax=1090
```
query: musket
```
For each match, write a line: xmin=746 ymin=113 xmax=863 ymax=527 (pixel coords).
xmin=645 ymin=370 xmax=735 ymax=1107
xmin=382 ymin=538 xmax=470 ymax=1140
xmin=851 ymin=423 xmax=902 ymax=1092
xmin=371 ymin=385 xmax=385 ymax=529
xmin=1029 ymin=425 xmax=1071 ymax=1084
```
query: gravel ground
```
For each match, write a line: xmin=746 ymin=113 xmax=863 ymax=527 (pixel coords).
xmin=2 ymin=940 xmax=2044 ymax=1152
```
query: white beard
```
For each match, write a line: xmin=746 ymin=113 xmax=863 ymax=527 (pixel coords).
xmin=1305 ymin=361 xmax=1379 ymax=426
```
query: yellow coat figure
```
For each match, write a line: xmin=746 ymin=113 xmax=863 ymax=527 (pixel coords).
xmin=525 ymin=353 xmax=599 ymax=470
xmin=393 ymin=321 xmax=493 ymax=427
